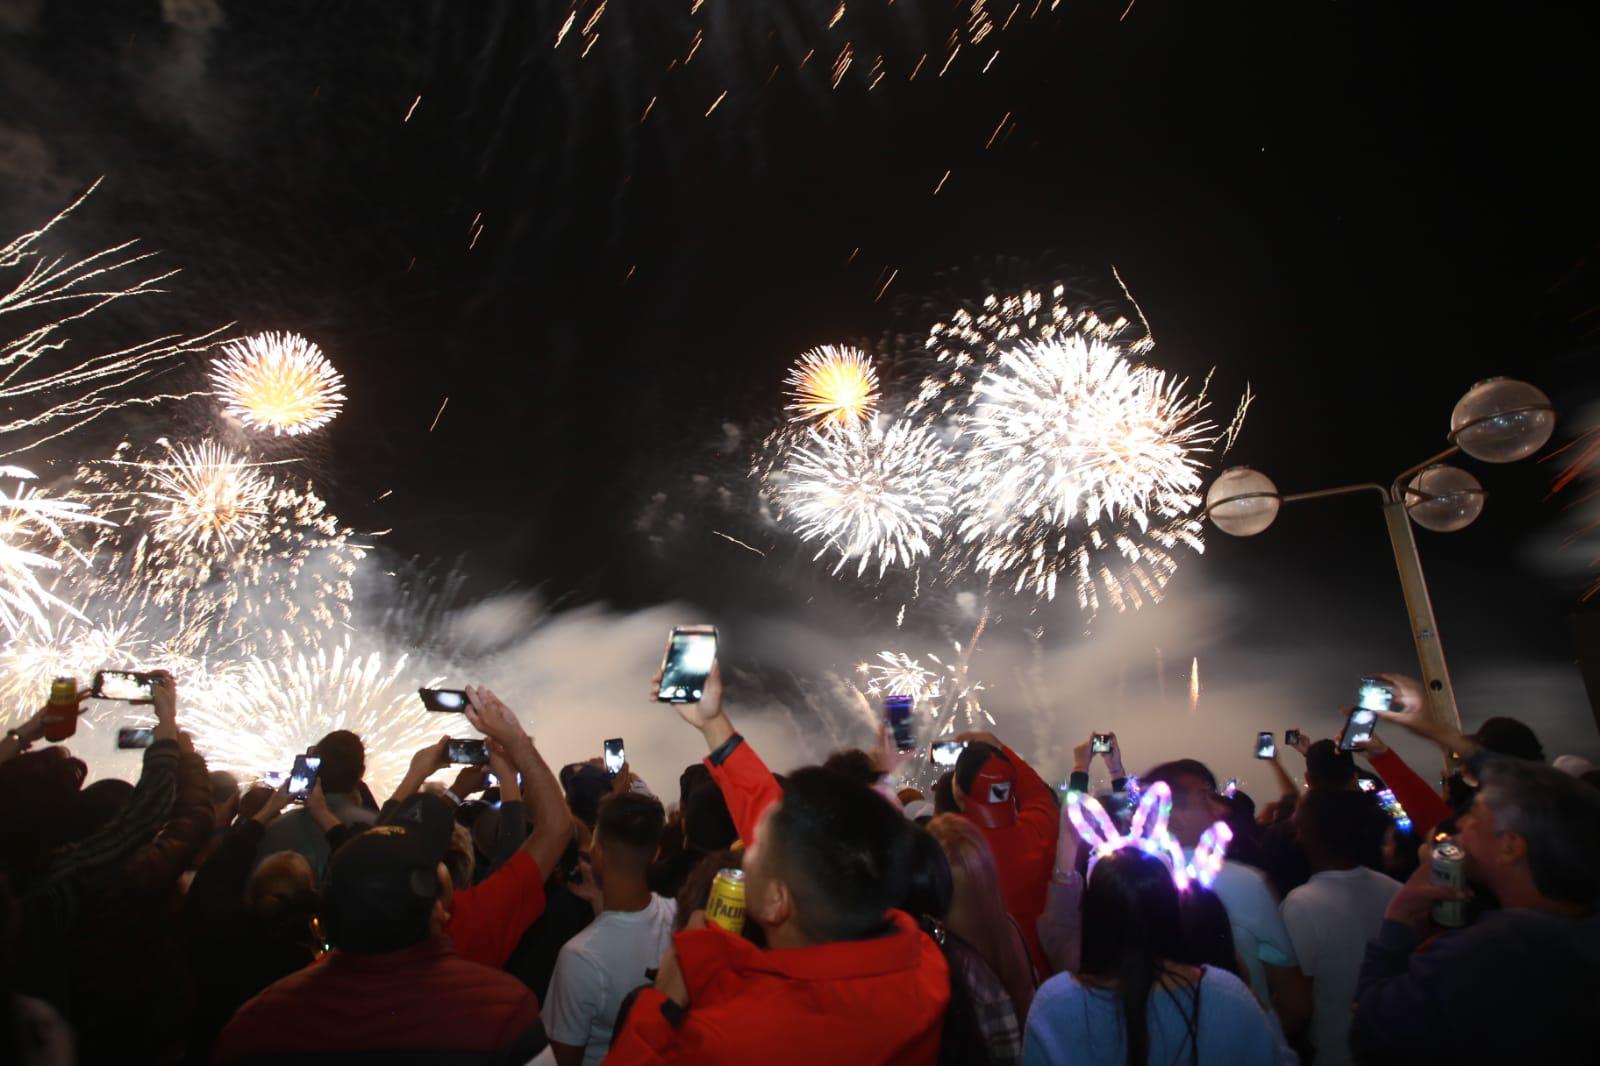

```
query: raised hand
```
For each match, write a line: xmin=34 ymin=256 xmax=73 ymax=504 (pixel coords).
xmin=1072 ymin=736 xmax=1095 ymax=774
xmin=1104 ymin=732 xmax=1126 ymax=777
xmin=653 ymin=660 xmax=733 ymax=750
xmin=1369 ymin=673 xmax=1449 ymax=743
xmin=1288 ymin=730 xmax=1311 ymax=757
xmin=258 ymin=778 xmax=294 ymax=824
xmin=409 ymin=737 xmax=452 ymax=779
xmin=450 ymin=763 xmax=492 ymax=798
xmin=150 ymin=670 xmax=178 ymax=742
xmin=463 ymin=686 xmax=531 ymax=751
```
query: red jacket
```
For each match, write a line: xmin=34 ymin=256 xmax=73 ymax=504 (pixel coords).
xmin=214 ymin=934 xmax=542 ymax=1064
xmin=604 ymin=735 xmax=949 ymax=1064
xmin=961 ymin=744 xmax=1058 ymax=974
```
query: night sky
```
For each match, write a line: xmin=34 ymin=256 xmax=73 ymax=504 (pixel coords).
xmin=3 ymin=1 xmax=1596 ymax=783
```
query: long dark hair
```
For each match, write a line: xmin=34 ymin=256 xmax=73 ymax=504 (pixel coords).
xmin=1080 ymin=850 xmax=1202 ymax=1066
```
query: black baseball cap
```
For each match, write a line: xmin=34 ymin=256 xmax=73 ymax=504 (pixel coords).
xmin=323 ymin=793 xmax=455 ymax=953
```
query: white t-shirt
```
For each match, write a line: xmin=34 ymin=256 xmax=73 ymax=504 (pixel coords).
xmin=1201 ymin=857 xmax=1299 ymax=1005
xmin=542 ymin=893 xmax=678 ymax=1066
xmin=1280 ymin=866 xmax=1402 ymax=1066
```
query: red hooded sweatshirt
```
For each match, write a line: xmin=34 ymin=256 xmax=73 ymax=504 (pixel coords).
xmin=603 ymin=736 xmax=949 ymax=1065
xmin=960 ymin=744 xmax=1058 ymax=975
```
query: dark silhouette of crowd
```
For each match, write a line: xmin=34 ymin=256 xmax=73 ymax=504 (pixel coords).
xmin=2 ymin=659 xmax=1597 ymax=1065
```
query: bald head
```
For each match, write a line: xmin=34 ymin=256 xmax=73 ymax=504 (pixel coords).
xmin=248 ymin=851 xmax=316 ymax=919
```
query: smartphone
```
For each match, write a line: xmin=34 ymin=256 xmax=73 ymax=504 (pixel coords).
xmin=1222 ymin=778 xmax=1239 ymax=798
xmin=1254 ymin=731 xmax=1276 ymax=759
xmin=885 ymin=695 xmax=917 ymax=752
xmin=1340 ymin=706 xmax=1380 ymax=752
xmin=1285 ymin=729 xmax=1301 ymax=747
xmin=261 ymin=770 xmax=288 ymax=789
xmin=1091 ymin=733 xmax=1113 ymax=755
xmin=92 ymin=670 xmax=157 ymax=703
xmin=604 ymin=737 xmax=625 ymax=776
xmin=656 ymin=625 xmax=718 ymax=703
xmin=931 ymin=739 xmax=968 ymax=768
xmin=448 ymin=738 xmax=489 ymax=765
xmin=1356 ymin=677 xmax=1395 ymax=713
xmin=116 ymin=725 xmax=155 ymax=749
xmin=288 ymin=754 xmax=321 ymax=801
xmin=1358 ymin=777 xmax=1378 ymax=792
xmin=419 ymin=688 xmax=469 ymax=713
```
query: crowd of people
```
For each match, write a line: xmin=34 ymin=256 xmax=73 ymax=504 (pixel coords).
xmin=1 ymin=659 xmax=1598 ymax=1065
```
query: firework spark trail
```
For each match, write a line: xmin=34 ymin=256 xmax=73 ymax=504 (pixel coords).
xmin=52 ymin=440 xmax=367 ymax=657
xmin=0 ymin=467 xmax=113 ymax=638
xmin=859 ymin=650 xmax=944 ymax=701
xmin=784 ymin=345 xmax=880 ymax=427
xmin=211 ymin=332 xmax=346 ymax=436
xmin=772 ymin=419 xmax=956 ymax=578
xmin=181 ymin=637 xmax=443 ymax=794
xmin=0 ymin=181 xmax=222 ymax=461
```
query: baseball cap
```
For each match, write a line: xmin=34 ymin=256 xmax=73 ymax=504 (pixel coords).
xmin=956 ymin=744 xmax=1018 ymax=830
xmin=1470 ymin=717 xmax=1544 ymax=763
xmin=561 ymin=763 xmax=612 ymax=827
xmin=323 ymin=793 xmax=454 ymax=953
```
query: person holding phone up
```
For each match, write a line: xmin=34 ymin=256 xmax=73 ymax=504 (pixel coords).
xmin=606 ymin=650 xmax=950 ymax=1064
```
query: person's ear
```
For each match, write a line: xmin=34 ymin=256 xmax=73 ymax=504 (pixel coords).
xmin=751 ymin=873 xmax=793 ymax=929
xmin=1499 ymin=830 xmax=1529 ymax=870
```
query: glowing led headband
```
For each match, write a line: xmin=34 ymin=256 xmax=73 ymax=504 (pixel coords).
xmin=1066 ymin=781 xmax=1233 ymax=891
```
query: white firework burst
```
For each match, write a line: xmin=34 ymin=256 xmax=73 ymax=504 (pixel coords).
xmin=140 ymin=440 xmax=276 ymax=554
xmin=0 ymin=467 xmax=112 ymax=638
xmin=773 ymin=419 xmax=955 ymax=578
xmin=211 ymin=331 xmax=346 ymax=436
xmin=859 ymin=650 xmax=944 ymax=701
xmin=784 ymin=345 xmax=880 ymax=427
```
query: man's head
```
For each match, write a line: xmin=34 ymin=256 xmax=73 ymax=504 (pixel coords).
xmin=1457 ymin=757 xmax=1600 ymax=909
xmin=210 ymin=771 xmax=240 ymax=828
xmin=592 ymin=792 xmax=666 ymax=887
xmin=1304 ymin=741 xmax=1357 ymax=790
xmin=248 ymin=851 xmax=317 ymax=928
xmin=1294 ymin=788 xmax=1386 ymax=872
xmin=311 ymin=730 xmax=365 ymax=796
xmin=322 ymin=794 xmax=455 ymax=953
xmin=1470 ymin=716 xmax=1544 ymax=763
xmin=1144 ymin=759 xmax=1229 ymax=848
xmin=560 ymin=763 xmax=612 ymax=829
xmin=951 ymin=743 xmax=1018 ymax=830
xmin=821 ymin=748 xmax=879 ymax=788
xmin=683 ymin=780 xmax=737 ymax=853
xmin=742 ymin=767 xmax=911 ymax=946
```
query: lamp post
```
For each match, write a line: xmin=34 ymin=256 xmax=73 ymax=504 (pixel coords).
xmin=1203 ymin=378 xmax=1555 ymax=747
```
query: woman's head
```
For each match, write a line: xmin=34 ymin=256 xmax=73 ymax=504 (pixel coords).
xmin=1080 ymin=848 xmax=1187 ymax=976
xmin=927 ymin=814 xmax=1034 ymax=1017
xmin=897 ymin=826 xmax=953 ymax=922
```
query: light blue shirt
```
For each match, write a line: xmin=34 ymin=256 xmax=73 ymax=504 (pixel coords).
xmin=1023 ymin=966 xmax=1279 ymax=1066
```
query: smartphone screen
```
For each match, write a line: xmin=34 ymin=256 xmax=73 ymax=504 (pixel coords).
xmin=261 ymin=770 xmax=288 ymax=788
xmin=1356 ymin=678 xmax=1395 ymax=713
xmin=94 ymin=670 xmax=155 ymax=703
xmin=1222 ymin=778 xmax=1239 ymax=798
xmin=657 ymin=626 xmax=717 ymax=703
xmin=603 ymin=737 xmax=625 ymax=776
xmin=1340 ymin=707 xmax=1379 ymax=751
xmin=288 ymin=755 xmax=322 ymax=800
xmin=1358 ymin=777 xmax=1378 ymax=792
xmin=1254 ymin=731 xmax=1276 ymax=759
xmin=1091 ymin=733 xmax=1113 ymax=754
xmin=116 ymin=725 xmax=155 ymax=749
xmin=448 ymin=738 xmax=489 ymax=766
xmin=931 ymin=739 xmax=967 ymax=768
xmin=1285 ymin=729 xmax=1301 ymax=746
xmin=885 ymin=696 xmax=917 ymax=752
xmin=419 ymin=688 xmax=469 ymax=713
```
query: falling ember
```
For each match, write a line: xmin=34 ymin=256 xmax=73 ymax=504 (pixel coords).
xmin=1189 ymin=656 xmax=1200 ymax=713
xmin=210 ymin=332 xmax=346 ymax=436
xmin=784 ymin=346 xmax=881 ymax=427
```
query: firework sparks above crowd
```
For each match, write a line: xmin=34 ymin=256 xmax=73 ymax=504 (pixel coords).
xmin=139 ymin=440 xmax=276 ymax=554
xmin=771 ymin=418 xmax=956 ymax=578
xmin=0 ymin=181 xmax=220 ymax=462
xmin=0 ymin=467 xmax=111 ymax=636
xmin=784 ymin=345 xmax=880 ymax=427
xmin=860 ymin=650 xmax=944 ymax=702
xmin=211 ymin=331 xmax=347 ymax=436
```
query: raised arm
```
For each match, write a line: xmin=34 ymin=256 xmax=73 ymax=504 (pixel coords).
xmin=123 ymin=732 xmax=215 ymax=895
xmin=465 ymin=686 xmax=572 ymax=876
xmin=653 ymin=659 xmax=781 ymax=847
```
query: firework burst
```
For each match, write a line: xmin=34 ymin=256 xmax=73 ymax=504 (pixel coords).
xmin=141 ymin=440 xmax=275 ymax=554
xmin=211 ymin=332 xmax=346 ymax=436
xmin=784 ymin=345 xmax=880 ymax=427
xmin=0 ymin=181 xmax=221 ymax=461
xmin=51 ymin=440 xmax=367 ymax=657
xmin=0 ymin=467 xmax=112 ymax=637
xmin=859 ymin=650 xmax=944 ymax=701
xmin=181 ymin=637 xmax=440 ymax=794
xmin=771 ymin=419 xmax=955 ymax=578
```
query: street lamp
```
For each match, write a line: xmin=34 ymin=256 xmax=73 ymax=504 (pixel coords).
xmin=1203 ymin=378 xmax=1554 ymax=745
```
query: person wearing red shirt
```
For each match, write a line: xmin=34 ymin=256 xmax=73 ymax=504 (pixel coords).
xmin=949 ymin=733 xmax=1058 ymax=976
xmin=606 ymin=656 xmax=950 ymax=1064
xmin=215 ymin=791 xmax=544 ymax=1064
